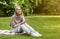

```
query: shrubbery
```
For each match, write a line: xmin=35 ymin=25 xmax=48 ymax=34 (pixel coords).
xmin=0 ymin=0 xmax=60 ymax=17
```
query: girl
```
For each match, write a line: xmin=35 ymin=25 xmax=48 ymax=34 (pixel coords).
xmin=10 ymin=6 xmax=42 ymax=37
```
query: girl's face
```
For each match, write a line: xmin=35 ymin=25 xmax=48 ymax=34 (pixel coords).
xmin=16 ymin=9 xmax=22 ymax=15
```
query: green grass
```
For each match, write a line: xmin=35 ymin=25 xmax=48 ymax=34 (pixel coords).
xmin=0 ymin=16 xmax=60 ymax=39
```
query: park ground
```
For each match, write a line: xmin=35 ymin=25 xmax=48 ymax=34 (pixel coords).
xmin=0 ymin=16 xmax=60 ymax=39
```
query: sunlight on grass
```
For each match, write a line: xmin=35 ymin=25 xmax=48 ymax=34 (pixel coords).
xmin=0 ymin=16 xmax=60 ymax=39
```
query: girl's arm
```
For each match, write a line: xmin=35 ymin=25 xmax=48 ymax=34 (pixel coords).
xmin=10 ymin=16 xmax=16 ymax=27
xmin=20 ymin=15 xmax=26 ymax=24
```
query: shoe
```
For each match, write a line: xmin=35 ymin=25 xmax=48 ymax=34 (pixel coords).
xmin=35 ymin=32 xmax=42 ymax=36
xmin=31 ymin=32 xmax=42 ymax=37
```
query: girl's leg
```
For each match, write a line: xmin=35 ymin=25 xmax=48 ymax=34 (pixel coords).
xmin=11 ymin=24 xmax=21 ymax=33
xmin=24 ymin=23 xmax=36 ymax=32
xmin=21 ymin=23 xmax=42 ymax=37
xmin=20 ymin=24 xmax=31 ymax=34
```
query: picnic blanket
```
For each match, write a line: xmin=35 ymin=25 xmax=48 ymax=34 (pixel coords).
xmin=0 ymin=30 xmax=15 ymax=35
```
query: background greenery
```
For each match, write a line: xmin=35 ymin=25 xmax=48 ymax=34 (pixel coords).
xmin=0 ymin=0 xmax=60 ymax=17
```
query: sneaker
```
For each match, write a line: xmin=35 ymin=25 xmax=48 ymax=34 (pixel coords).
xmin=31 ymin=32 xmax=42 ymax=37
xmin=35 ymin=32 xmax=42 ymax=36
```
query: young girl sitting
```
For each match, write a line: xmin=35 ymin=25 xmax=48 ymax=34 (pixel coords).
xmin=10 ymin=6 xmax=42 ymax=37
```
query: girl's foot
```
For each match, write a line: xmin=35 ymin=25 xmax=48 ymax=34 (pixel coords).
xmin=31 ymin=32 xmax=42 ymax=37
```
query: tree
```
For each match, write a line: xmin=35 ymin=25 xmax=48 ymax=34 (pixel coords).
xmin=33 ymin=0 xmax=60 ymax=15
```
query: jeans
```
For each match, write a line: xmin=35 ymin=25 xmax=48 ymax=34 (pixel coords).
xmin=11 ymin=23 xmax=36 ymax=34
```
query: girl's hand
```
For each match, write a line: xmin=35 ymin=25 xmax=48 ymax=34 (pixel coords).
xmin=20 ymin=21 xmax=25 ymax=25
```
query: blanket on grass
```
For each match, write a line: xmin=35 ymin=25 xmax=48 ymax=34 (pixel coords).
xmin=0 ymin=30 xmax=15 ymax=35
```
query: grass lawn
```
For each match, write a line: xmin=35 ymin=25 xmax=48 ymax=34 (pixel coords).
xmin=0 ymin=16 xmax=60 ymax=39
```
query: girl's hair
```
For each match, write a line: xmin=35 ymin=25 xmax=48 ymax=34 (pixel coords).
xmin=15 ymin=6 xmax=21 ymax=9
